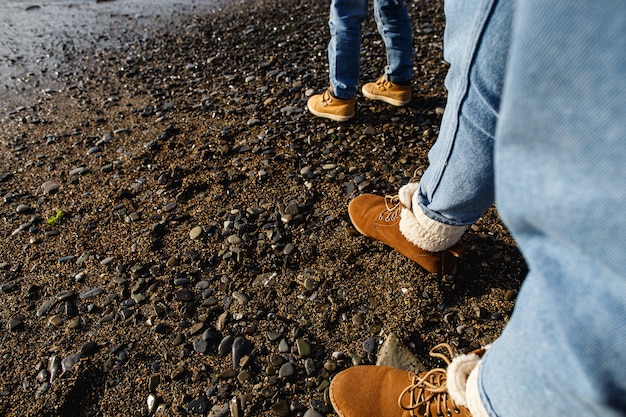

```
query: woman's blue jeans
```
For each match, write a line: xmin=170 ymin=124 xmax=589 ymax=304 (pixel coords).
xmin=328 ymin=0 xmax=413 ymax=99
xmin=419 ymin=0 xmax=626 ymax=415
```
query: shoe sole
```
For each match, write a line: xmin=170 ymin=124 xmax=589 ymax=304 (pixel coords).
xmin=362 ymin=87 xmax=410 ymax=106
xmin=307 ymin=104 xmax=354 ymax=122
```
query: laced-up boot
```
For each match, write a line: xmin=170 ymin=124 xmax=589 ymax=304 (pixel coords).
xmin=348 ymin=182 xmax=467 ymax=274
xmin=329 ymin=343 xmax=489 ymax=417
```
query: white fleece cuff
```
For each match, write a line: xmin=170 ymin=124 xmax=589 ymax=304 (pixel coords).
xmin=447 ymin=350 xmax=482 ymax=407
xmin=465 ymin=358 xmax=490 ymax=417
xmin=397 ymin=182 xmax=467 ymax=252
xmin=398 ymin=208 xmax=467 ymax=252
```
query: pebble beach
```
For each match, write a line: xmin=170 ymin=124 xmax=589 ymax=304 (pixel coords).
xmin=0 ymin=0 xmax=525 ymax=415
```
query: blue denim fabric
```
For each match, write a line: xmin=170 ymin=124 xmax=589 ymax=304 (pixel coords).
xmin=482 ymin=1 xmax=626 ymax=415
xmin=328 ymin=0 xmax=413 ymax=99
xmin=416 ymin=0 xmax=511 ymax=226
xmin=421 ymin=0 xmax=626 ymax=415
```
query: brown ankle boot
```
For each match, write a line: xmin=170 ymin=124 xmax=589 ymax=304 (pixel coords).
xmin=330 ymin=344 xmax=482 ymax=417
xmin=307 ymin=88 xmax=356 ymax=122
xmin=348 ymin=194 xmax=465 ymax=274
xmin=362 ymin=74 xmax=412 ymax=106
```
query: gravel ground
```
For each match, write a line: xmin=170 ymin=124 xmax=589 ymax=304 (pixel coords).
xmin=0 ymin=0 xmax=526 ymax=416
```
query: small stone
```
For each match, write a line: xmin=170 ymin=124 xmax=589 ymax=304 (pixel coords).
xmin=504 ymin=289 xmax=516 ymax=301
xmin=148 ymin=373 xmax=160 ymax=392
xmin=190 ymin=226 xmax=203 ymax=239
xmin=237 ymin=370 xmax=251 ymax=383
xmin=61 ymin=353 xmax=80 ymax=372
xmin=7 ymin=315 xmax=25 ymax=331
xmin=171 ymin=364 xmax=187 ymax=380
xmin=193 ymin=338 xmax=208 ymax=354
xmin=278 ymin=362 xmax=295 ymax=378
xmin=48 ymin=315 xmax=63 ymax=327
xmin=295 ymin=338 xmax=311 ymax=357
xmin=16 ymin=204 xmax=31 ymax=214
xmin=36 ymin=299 xmax=55 ymax=317
xmin=80 ymin=341 xmax=98 ymax=356
xmin=67 ymin=317 xmax=81 ymax=329
xmin=278 ymin=338 xmax=290 ymax=353
xmin=270 ymin=401 xmax=290 ymax=417
xmin=174 ymin=288 xmax=192 ymax=301
xmin=227 ymin=235 xmax=242 ymax=244
xmin=376 ymin=333 xmax=425 ymax=372
xmin=232 ymin=336 xmax=253 ymax=367
xmin=283 ymin=243 xmax=296 ymax=255
xmin=217 ymin=368 xmax=237 ymax=379
xmin=131 ymin=292 xmax=146 ymax=304
xmin=362 ymin=338 xmax=377 ymax=354
xmin=48 ymin=356 xmax=61 ymax=382
xmin=79 ymin=287 xmax=103 ymax=299
xmin=147 ymin=394 xmax=158 ymax=413
xmin=187 ymin=395 xmax=208 ymax=414
xmin=218 ymin=335 xmax=234 ymax=356
xmin=42 ymin=181 xmax=60 ymax=194
xmin=208 ymin=402 xmax=230 ymax=417
xmin=172 ymin=333 xmax=184 ymax=346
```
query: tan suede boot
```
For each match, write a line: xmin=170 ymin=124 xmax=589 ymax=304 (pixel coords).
xmin=330 ymin=344 xmax=481 ymax=417
xmin=307 ymin=88 xmax=356 ymax=122
xmin=348 ymin=193 xmax=465 ymax=274
xmin=362 ymin=75 xmax=411 ymax=106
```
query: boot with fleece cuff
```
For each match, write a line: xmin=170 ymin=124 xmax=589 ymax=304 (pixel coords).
xmin=329 ymin=343 xmax=491 ymax=417
xmin=348 ymin=182 xmax=468 ymax=274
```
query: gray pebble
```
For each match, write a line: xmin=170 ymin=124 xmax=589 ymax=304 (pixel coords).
xmin=227 ymin=235 xmax=242 ymax=244
xmin=278 ymin=362 xmax=295 ymax=378
xmin=61 ymin=353 xmax=80 ymax=372
xmin=79 ymin=287 xmax=103 ymax=299
xmin=218 ymin=335 xmax=234 ymax=356
xmin=279 ymin=338 xmax=290 ymax=353
xmin=163 ymin=202 xmax=177 ymax=212
xmin=42 ymin=181 xmax=60 ymax=194
xmin=295 ymin=338 xmax=311 ymax=357
xmin=283 ymin=243 xmax=296 ymax=255
xmin=16 ymin=204 xmax=31 ymax=214
xmin=36 ymin=299 xmax=55 ymax=317
xmin=7 ymin=315 xmax=25 ymax=331
xmin=209 ymin=403 xmax=230 ymax=417
xmin=362 ymin=338 xmax=377 ymax=354
xmin=35 ymin=382 xmax=49 ymax=397
xmin=193 ymin=338 xmax=208 ymax=354
xmin=187 ymin=394 xmax=208 ymax=414
xmin=232 ymin=336 xmax=253 ymax=367
xmin=48 ymin=356 xmax=61 ymax=382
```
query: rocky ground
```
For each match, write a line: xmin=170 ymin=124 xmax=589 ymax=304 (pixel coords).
xmin=0 ymin=0 xmax=526 ymax=416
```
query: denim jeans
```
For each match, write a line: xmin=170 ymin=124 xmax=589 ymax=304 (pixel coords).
xmin=420 ymin=0 xmax=626 ymax=415
xmin=415 ymin=0 xmax=510 ymax=226
xmin=328 ymin=0 xmax=413 ymax=99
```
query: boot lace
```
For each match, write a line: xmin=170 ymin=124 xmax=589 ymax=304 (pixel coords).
xmin=377 ymin=172 xmax=419 ymax=223
xmin=378 ymin=195 xmax=402 ymax=222
xmin=398 ymin=343 xmax=464 ymax=417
